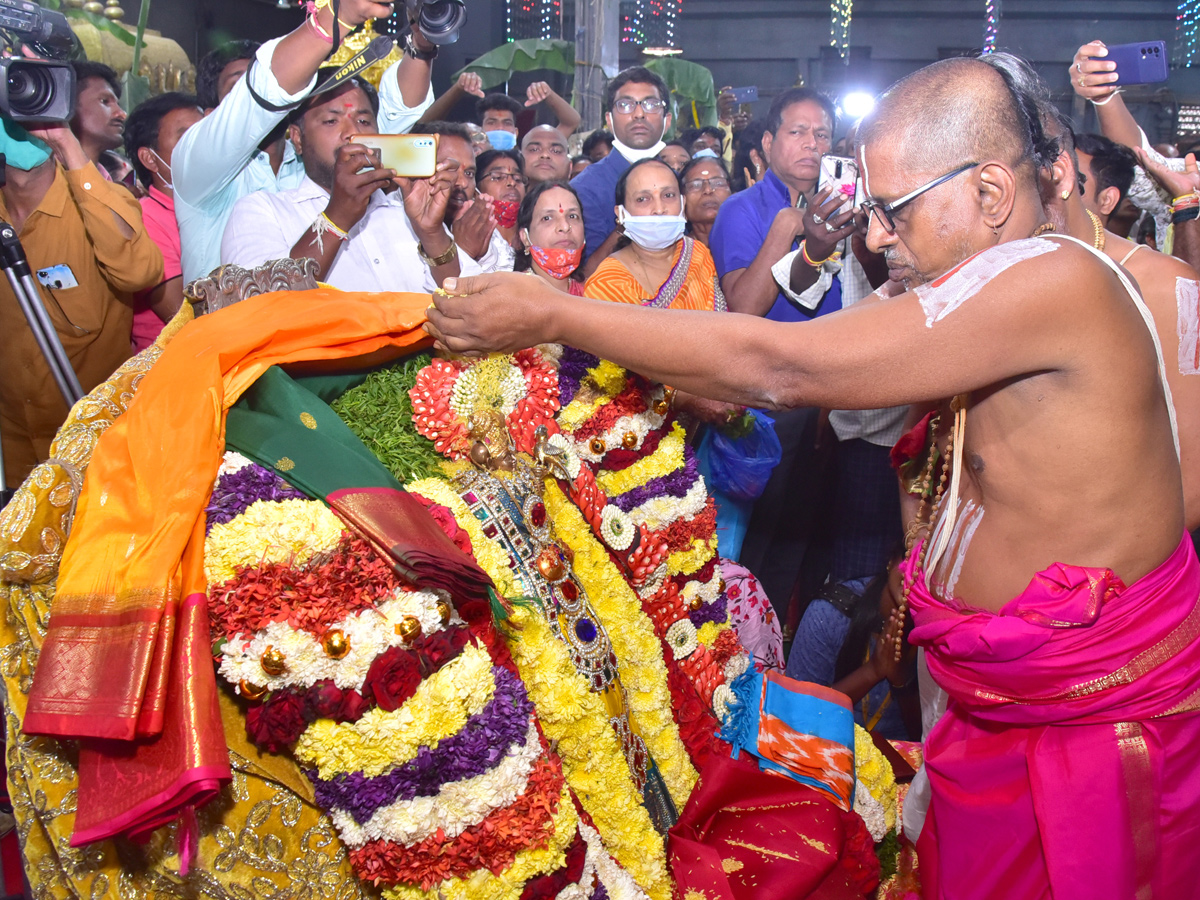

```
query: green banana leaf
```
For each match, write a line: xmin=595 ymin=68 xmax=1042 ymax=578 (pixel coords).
xmin=453 ymin=38 xmax=575 ymax=90
xmin=645 ymin=57 xmax=717 ymax=133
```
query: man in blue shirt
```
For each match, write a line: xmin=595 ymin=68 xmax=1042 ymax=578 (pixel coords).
xmin=708 ymin=87 xmax=854 ymax=626
xmin=571 ymin=66 xmax=672 ymax=273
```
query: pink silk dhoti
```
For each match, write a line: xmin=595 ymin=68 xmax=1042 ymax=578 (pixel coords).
xmin=903 ymin=534 xmax=1200 ymax=900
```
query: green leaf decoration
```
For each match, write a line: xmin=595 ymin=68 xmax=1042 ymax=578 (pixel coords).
xmin=61 ymin=7 xmax=141 ymax=48
xmin=644 ymin=57 xmax=718 ymax=133
xmin=453 ymin=38 xmax=575 ymax=90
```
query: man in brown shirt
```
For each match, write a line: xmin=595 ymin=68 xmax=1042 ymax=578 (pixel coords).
xmin=0 ymin=119 xmax=163 ymax=489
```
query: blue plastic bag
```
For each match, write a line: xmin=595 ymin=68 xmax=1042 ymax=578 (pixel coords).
xmin=704 ymin=410 xmax=782 ymax=502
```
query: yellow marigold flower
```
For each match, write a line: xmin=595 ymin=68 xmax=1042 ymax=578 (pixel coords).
xmin=696 ymin=621 xmax=722 ymax=648
xmin=204 ymin=498 xmax=344 ymax=585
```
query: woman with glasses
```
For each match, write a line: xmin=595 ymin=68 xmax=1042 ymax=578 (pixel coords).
xmin=513 ymin=180 xmax=587 ymax=294
xmin=681 ymin=156 xmax=733 ymax=247
xmin=474 ymin=148 xmax=529 ymax=271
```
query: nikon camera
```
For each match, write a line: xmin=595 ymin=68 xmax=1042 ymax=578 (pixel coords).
xmin=0 ymin=0 xmax=79 ymax=124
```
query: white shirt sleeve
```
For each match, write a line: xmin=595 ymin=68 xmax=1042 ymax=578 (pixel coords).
xmin=472 ymin=229 xmax=516 ymax=273
xmin=221 ymin=191 xmax=304 ymax=269
xmin=771 ymin=250 xmax=839 ymax=311
xmin=377 ymin=59 xmax=435 ymax=135
xmin=173 ymin=37 xmax=317 ymax=208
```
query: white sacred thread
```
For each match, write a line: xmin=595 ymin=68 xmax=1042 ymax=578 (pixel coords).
xmin=1176 ymin=277 xmax=1200 ymax=376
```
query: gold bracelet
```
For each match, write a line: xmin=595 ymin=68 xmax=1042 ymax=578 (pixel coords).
xmin=418 ymin=239 xmax=458 ymax=267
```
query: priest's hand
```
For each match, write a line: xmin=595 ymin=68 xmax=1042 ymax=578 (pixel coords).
xmin=426 ymin=272 xmax=560 ymax=354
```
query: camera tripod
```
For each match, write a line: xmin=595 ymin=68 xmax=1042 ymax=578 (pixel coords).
xmin=0 ymin=218 xmax=82 ymax=507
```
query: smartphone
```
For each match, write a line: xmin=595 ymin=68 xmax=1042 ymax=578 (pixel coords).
xmin=729 ymin=85 xmax=758 ymax=104
xmin=1094 ymin=41 xmax=1168 ymax=86
xmin=352 ymin=133 xmax=439 ymax=178
xmin=818 ymin=155 xmax=860 ymax=207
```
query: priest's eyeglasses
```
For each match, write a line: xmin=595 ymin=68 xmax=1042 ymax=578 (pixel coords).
xmin=861 ymin=162 xmax=979 ymax=234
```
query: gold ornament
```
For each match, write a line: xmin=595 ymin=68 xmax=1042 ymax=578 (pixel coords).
xmin=436 ymin=598 xmax=453 ymax=625
xmin=621 ymin=431 xmax=638 ymax=450
xmin=536 ymin=547 xmax=565 ymax=582
xmin=260 ymin=646 xmax=287 ymax=676
xmin=322 ymin=629 xmax=350 ymax=659
xmin=396 ymin=615 xmax=423 ymax=642
xmin=239 ymin=680 xmax=268 ymax=701
xmin=102 ymin=0 xmax=123 ymax=17
xmin=589 ymin=437 xmax=606 ymax=455
xmin=82 ymin=0 xmax=104 ymax=12
xmin=689 ymin=595 xmax=704 ymax=611
xmin=653 ymin=398 xmax=670 ymax=416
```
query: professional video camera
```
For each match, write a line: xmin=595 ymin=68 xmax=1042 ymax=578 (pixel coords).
xmin=405 ymin=0 xmax=466 ymax=46
xmin=0 ymin=0 xmax=79 ymax=124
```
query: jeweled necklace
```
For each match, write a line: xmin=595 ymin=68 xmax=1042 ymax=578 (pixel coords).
xmin=1086 ymin=209 xmax=1107 ymax=251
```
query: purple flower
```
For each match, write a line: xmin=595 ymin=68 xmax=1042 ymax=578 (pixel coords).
xmin=591 ymin=879 xmax=609 ymax=900
xmin=689 ymin=593 xmax=728 ymax=628
xmin=558 ymin=347 xmax=600 ymax=407
xmin=607 ymin=453 xmax=700 ymax=512
xmin=309 ymin=667 xmax=532 ymax=823
xmin=205 ymin=462 xmax=305 ymax=532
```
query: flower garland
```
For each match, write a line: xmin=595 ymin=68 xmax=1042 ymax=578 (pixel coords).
xmin=295 ymin=641 xmax=496 ymax=779
xmin=542 ymin=481 xmax=697 ymax=810
xmin=504 ymin=605 xmax=671 ymax=900
xmin=596 ymin=423 xmax=686 ymax=498
xmin=218 ymin=587 xmax=456 ymax=693
xmin=666 ymin=534 xmax=718 ymax=578
xmin=407 ymin=477 xmax=518 ymax=597
xmin=853 ymin=724 xmax=898 ymax=840
xmin=203 ymin=497 xmax=346 ymax=585
xmin=381 ymin=782 xmax=580 ymax=900
xmin=411 ymin=350 xmax=560 ymax=459
xmin=623 ymin=478 xmax=709 ymax=533
xmin=205 ymin=459 xmax=305 ymax=532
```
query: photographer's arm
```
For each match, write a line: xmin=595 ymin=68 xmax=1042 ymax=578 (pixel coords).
xmin=379 ymin=27 xmax=437 ymax=134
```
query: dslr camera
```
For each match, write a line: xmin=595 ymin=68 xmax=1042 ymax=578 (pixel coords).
xmin=0 ymin=0 xmax=79 ymax=124
xmin=405 ymin=0 xmax=466 ymax=46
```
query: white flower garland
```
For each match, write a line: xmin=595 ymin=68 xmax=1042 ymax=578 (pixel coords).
xmin=449 ymin=358 xmax=527 ymax=420
xmin=216 ymin=449 xmax=254 ymax=478
xmin=218 ymin=588 xmax=458 ymax=693
xmin=571 ymin=406 xmax=667 ymax=464
xmin=854 ymin=777 xmax=888 ymax=842
xmin=545 ymin=432 xmax=582 ymax=480
xmin=624 ymin=477 xmax=708 ymax=533
xmin=724 ymin=652 xmax=750 ymax=684
xmin=599 ymin=504 xmax=635 ymax=551
xmin=578 ymin=822 xmax=647 ymax=900
xmin=711 ymin=684 xmax=735 ymax=724
xmin=329 ymin=721 xmax=542 ymax=849
xmin=203 ymin=498 xmax=345 ymax=585
xmin=679 ymin=566 xmax=722 ymax=610
xmin=664 ymin=619 xmax=699 ymax=659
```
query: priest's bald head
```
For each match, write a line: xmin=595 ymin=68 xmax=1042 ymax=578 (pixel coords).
xmin=855 ymin=57 xmax=1060 ymax=288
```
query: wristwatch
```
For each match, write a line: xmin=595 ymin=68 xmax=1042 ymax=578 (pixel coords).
xmin=404 ymin=32 xmax=438 ymax=61
xmin=418 ymin=238 xmax=458 ymax=267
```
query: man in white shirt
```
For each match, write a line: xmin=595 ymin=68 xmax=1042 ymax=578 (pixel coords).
xmin=174 ymin=0 xmax=439 ymax=283
xmin=221 ymin=78 xmax=480 ymax=292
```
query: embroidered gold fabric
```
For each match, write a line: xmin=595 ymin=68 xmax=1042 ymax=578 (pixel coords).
xmin=0 ymin=307 xmax=366 ymax=900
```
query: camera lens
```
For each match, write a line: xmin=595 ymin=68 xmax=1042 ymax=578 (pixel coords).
xmin=418 ymin=0 xmax=465 ymax=41
xmin=7 ymin=64 xmax=54 ymax=117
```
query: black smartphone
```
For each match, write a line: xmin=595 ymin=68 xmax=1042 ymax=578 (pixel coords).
xmin=1094 ymin=41 xmax=1169 ymax=86
xmin=729 ymin=86 xmax=758 ymax=105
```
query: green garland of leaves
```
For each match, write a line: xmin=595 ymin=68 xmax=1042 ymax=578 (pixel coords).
xmin=330 ymin=352 xmax=446 ymax=485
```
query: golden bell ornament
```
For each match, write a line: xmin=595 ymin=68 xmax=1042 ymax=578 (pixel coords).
xmin=653 ymin=398 xmax=670 ymax=416
xmin=102 ymin=1 xmax=124 ymax=19
xmin=260 ymin=646 xmax=287 ymax=676
xmin=239 ymin=680 xmax=268 ymax=701
xmin=322 ymin=629 xmax=350 ymax=659
xmin=621 ymin=431 xmax=638 ymax=450
xmin=689 ymin=595 xmax=704 ymax=611
xmin=396 ymin=615 xmax=423 ymax=642
xmin=82 ymin=1 xmax=104 ymax=12
xmin=436 ymin=598 xmax=453 ymax=626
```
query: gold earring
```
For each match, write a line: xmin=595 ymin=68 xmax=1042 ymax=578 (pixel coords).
xmin=1060 ymin=188 xmax=1072 ymax=200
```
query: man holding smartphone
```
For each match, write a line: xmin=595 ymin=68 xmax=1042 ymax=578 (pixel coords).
xmin=221 ymin=77 xmax=481 ymax=292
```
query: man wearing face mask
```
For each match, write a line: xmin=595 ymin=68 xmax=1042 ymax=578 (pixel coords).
xmin=474 ymin=86 xmax=581 ymax=153
xmin=571 ymin=66 xmax=673 ymax=275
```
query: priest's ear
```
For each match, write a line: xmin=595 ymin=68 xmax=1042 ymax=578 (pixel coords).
xmin=1096 ymin=184 xmax=1122 ymax=218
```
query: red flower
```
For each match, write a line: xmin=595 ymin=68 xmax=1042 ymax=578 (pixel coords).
xmin=363 ymin=647 xmax=424 ymax=711
xmin=246 ymin=691 xmax=308 ymax=752
xmin=890 ymin=411 xmax=934 ymax=472
xmin=838 ymin=806 xmax=882 ymax=895
xmin=419 ymin=626 xmax=470 ymax=670
xmin=306 ymin=680 xmax=372 ymax=722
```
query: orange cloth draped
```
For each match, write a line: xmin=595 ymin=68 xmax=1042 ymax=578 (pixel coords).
xmin=25 ymin=289 xmax=433 ymax=843
xmin=585 ymin=238 xmax=723 ymax=310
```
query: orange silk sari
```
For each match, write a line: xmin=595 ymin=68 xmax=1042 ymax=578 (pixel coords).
xmin=24 ymin=289 xmax=432 ymax=844
xmin=585 ymin=236 xmax=726 ymax=311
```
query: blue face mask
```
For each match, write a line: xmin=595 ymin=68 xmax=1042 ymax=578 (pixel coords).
xmin=0 ymin=117 xmax=52 ymax=171
xmin=484 ymin=129 xmax=517 ymax=151
xmin=693 ymin=147 xmax=719 ymax=159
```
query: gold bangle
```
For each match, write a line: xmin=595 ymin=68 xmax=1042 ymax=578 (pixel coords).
xmin=800 ymin=240 xmax=831 ymax=268
xmin=418 ymin=239 xmax=458 ymax=267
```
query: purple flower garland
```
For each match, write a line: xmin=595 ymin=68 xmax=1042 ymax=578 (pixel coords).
xmin=557 ymin=347 xmax=600 ymax=408
xmin=688 ymin=593 xmax=728 ymax=629
xmin=205 ymin=462 xmax=305 ymax=532
xmin=606 ymin=453 xmax=701 ymax=513
xmin=309 ymin=666 xmax=532 ymax=824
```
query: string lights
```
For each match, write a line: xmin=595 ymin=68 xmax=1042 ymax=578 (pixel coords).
xmin=1176 ymin=0 xmax=1200 ymax=68
xmin=982 ymin=0 xmax=1001 ymax=54
xmin=621 ymin=0 xmax=682 ymax=47
xmin=830 ymin=0 xmax=852 ymax=62
xmin=507 ymin=0 xmax=562 ymax=40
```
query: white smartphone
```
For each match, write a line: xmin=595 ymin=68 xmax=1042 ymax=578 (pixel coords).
xmin=818 ymin=155 xmax=860 ymax=209
xmin=352 ymin=133 xmax=439 ymax=178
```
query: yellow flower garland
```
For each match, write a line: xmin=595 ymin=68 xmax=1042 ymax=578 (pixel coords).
xmin=854 ymin=724 xmax=898 ymax=834
xmin=382 ymin=784 xmax=579 ymax=900
xmin=295 ymin=642 xmax=495 ymax=779
xmin=204 ymin=498 xmax=344 ymax=585
xmin=596 ymin=423 xmax=686 ymax=497
xmin=557 ymin=362 xmax=628 ymax=432
xmin=505 ymin=606 xmax=672 ymax=900
xmin=543 ymin=481 xmax=697 ymax=809
xmin=696 ymin=622 xmax=721 ymax=648
xmin=666 ymin=534 xmax=718 ymax=578
xmin=407 ymin=477 xmax=517 ymax=597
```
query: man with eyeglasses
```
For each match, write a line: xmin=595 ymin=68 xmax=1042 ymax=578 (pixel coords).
xmin=427 ymin=56 xmax=1200 ymax=899
xmin=521 ymin=125 xmax=572 ymax=185
xmin=570 ymin=66 xmax=672 ymax=274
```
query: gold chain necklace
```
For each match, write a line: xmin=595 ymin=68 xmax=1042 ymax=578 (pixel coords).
xmin=1085 ymin=209 xmax=1107 ymax=251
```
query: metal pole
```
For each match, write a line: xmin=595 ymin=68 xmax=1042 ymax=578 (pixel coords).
xmin=573 ymin=0 xmax=619 ymax=131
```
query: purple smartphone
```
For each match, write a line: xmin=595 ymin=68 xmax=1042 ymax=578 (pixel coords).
xmin=1097 ymin=41 xmax=1168 ymax=86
